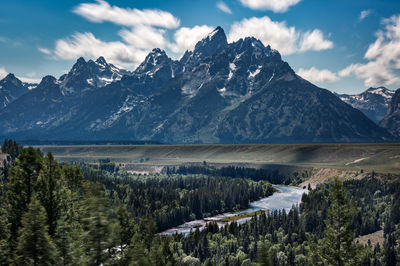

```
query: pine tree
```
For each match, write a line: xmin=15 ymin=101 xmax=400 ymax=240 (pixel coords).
xmin=257 ymin=240 xmax=273 ymax=266
xmin=320 ymin=178 xmax=359 ymax=266
xmin=14 ymin=195 xmax=57 ymax=266
xmin=383 ymin=233 xmax=397 ymax=266
xmin=62 ymin=164 xmax=84 ymax=192
xmin=115 ymin=204 xmax=134 ymax=255
xmin=125 ymin=231 xmax=151 ymax=266
xmin=82 ymin=187 xmax=115 ymax=266
xmin=36 ymin=152 xmax=65 ymax=236
xmin=0 ymin=205 xmax=11 ymax=265
xmin=5 ymin=147 xmax=43 ymax=246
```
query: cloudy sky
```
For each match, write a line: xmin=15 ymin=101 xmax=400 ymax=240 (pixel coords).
xmin=1 ymin=0 xmax=400 ymax=93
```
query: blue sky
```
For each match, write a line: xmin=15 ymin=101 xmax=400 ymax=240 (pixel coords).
xmin=1 ymin=0 xmax=400 ymax=94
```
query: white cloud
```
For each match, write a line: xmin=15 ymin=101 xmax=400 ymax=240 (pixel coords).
xmin=19 ymin=76 xmax=41 ymax=84
xmin=38 ymin=47 xmax=52 ymax=55
xmin=359 ymin=9 xmax=372 ymax=21
xmin=73 ymin=0 xmax=180 ymax=29
xmin=299 ymin=29 xmax=334 ymax=52
xmin=228 ymin=16 xmax=333 ymax=55
xmin=0 ymin=67 xmax=7 ymax=79
xmin=339 ymin=14 xmax=400 ymax=87
xmin=0 ymin=67 xmax=40 ymax=83
xmin=51 ymin=1 xmax=185 ymax=68
xmin=54 ymin=32 xmax=145 ymax=67
xmin=298 ymin=67 xmax=339 ymax=83
xmin=217 ymin=1 xmax=232 ymax=14
xmin=169 ymin=25 xmax=214 ymax=53
xmin=240 ymin=0 xmax=301 ymax=12
xmin=119 ymin=26 xmax=167 ymax=50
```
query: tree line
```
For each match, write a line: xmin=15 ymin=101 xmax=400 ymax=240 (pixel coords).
xmin=164 ymin=165 xmax=310 ymax=185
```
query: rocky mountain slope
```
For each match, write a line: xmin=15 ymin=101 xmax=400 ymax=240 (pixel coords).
xmin=337 ymin=87 xmax=395 ymax=123
xmin=0 ymin=74 xmax=32 ymax=109
xmin=0 ymin=27 xmax=394 ymax=143
xmin=379 ymin=89 xmax=400 ymax=136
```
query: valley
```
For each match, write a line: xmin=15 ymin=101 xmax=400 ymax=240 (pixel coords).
xmin=39 ymin=142 xmax=400 ymax=174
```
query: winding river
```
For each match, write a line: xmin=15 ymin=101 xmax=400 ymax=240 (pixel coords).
xmin=160 ymin=185 xmax=308 ymax=235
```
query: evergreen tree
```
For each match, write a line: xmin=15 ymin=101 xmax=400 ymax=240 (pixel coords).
xmin=5 ymin=147 xmax=43 ymax=246
xmin=82 ymin=187 xmax=115 ymax=266
xmin=115 ymin=204 xmax=134 ymax=255
xmin=320 ymin=178 xmax=359 ymax=266
xmin=0 ymin=206 xmax=11 ymax=265
xmin=125 ymin=231 xmax=151 ymax=266
xmin=14 ymin=195 xmax=57 ymax=266
xmin=383 ymin=233 xmax=397 ymax=266
xmin=36 ymin=152 xmax=65 ymax=236
xmin=257 ymin=240 xmax=273 ymax=266
xmin=62 ymin=164 xmax=83 ymax=192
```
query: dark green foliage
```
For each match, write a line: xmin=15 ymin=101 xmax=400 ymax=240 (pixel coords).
xmin=0 ymin=206 xmax=11 ymax=265
xmin=1 ymin=139 xmax=23 ymax=161
xmin=115 ymin=204 xmax=134 ymax=255
xmin=36 ymin=152 xmax=65 ymax=236
xmin=5 ymin=147 xmax=43 ymax=246
xmin=319 ymin=179 xmax=359 ymax=265
xmin=257 ymin=240 xmax=273 ymax=266
xmin=14 ymin=195 xmax=58 ymax=266
xmin=62 ymin=163 xmax=83 ymax=192
xmin=166 ymin=165 xmax=310 ymax=184
xmin=81 ymin=186 xmax=115 ymax=266
xmin=82 ymin=167 xmax=275 ymax=231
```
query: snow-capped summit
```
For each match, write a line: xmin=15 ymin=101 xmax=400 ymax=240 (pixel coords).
xmin=380 ymin=88 xmax=400 ymax=136
xmin=193 ymin=26 xmax=228 ymax=59
xmin=337 ymin=87 xmax=395 ymax=123
xmin=59 ymin=56 xmax=130 ymax=95
xmin=135 ymin=48 xmax=173 ymax=76
xmin=0 ymin=74 xmax=29 ymax=108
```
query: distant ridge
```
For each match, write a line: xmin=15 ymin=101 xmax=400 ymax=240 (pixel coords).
xmin=16 ymin=140 xmax=163 ymax=146
xmin=336 ymin=87 xmax=395 ymax=123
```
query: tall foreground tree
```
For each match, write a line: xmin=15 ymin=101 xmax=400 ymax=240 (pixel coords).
xmin=14 ymin=195 xmax=57 ymax=265
xmin=36 ymin=152 xmax=65 ymax=236
xmin=320 ymin=178 xmax=359 ymax=265
xmin=5 ymin=147 xmax=43 ymax=246
xmin=82 ymin=186 xmax=115 ymax=266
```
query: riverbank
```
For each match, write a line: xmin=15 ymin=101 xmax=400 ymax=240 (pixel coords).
xmin=160 ymin=185 xmax=307 ymax=235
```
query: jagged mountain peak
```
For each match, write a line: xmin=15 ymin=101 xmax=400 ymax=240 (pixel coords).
xmin=366 ymin=87 xmax=395 ymax=97
xmin=40 ymin=75 xmax=57 ymax=85
xmin=95 ymin=56 xmax=107 ymax=65
xmin=135 ymin=48 xmax=171 ymax=74
xmin=1 ymin=73 xmax=23 ymax=86
xmin=232 ymin=37 xmax=282 ymax=61
xmin=337 ymin=87 xmax=396 ymax=123
xmin=0 ymin=74 xmax=29 ymax=108
xmin=60 ymin=55 xmax=128 ymax=94
xmin=193 ymin=26 xmax=228 ymax=59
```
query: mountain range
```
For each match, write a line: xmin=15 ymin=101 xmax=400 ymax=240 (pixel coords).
xmin=336 ymin=87 xmax=395 ymax=123
xmin=0 ymin=27 xmax=397 ymax=143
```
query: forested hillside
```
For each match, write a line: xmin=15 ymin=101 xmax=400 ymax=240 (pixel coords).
xmin=0 ymin=141 xmax=399 ymax=265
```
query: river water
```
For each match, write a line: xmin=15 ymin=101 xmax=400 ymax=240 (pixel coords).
xmin=160 ymin=185 xmax=307 ymax=235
